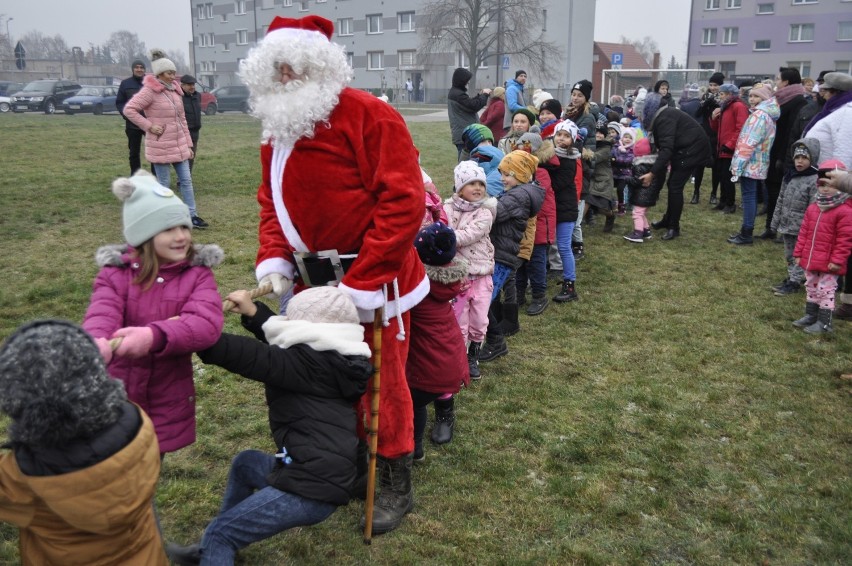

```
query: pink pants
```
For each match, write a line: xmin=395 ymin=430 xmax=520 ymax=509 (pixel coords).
xmin=804 ymin=270 xmax=840 ymax=310
xmin=452 ymin=275 xmax=493 ymax=343
xmin=632 ymin=206 xmax=650 ymax=231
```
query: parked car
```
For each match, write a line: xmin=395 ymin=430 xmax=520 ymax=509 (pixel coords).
xmin=210 ymin=85 xmax=250 ymax=113
xmin=10 ymin=79 xmax=82 ymax=114
xmin=0 ymin=96 xmax=10 ymax=113
xmin=62 ymin=85 xmax=118 ymax=115
xmin=198 ymin=84 xmax=218 ymax=116
xmin=0 ymin=81 xmax=24 ymax=97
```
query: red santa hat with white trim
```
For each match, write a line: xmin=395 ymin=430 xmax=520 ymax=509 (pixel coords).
xmin=265 ymin=14 xmax=334 ymax=41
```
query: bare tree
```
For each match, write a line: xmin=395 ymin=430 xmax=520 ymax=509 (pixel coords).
xmin=166 ymin=49 xmax=188 ymax=73
xmin=107 ymin=30 xmax=147 ymax=67
xmin=18 ymin=30 xmax=69 ymax=59
xmin=419 ymin=0 xmax=561 ymax=88
xmin=619 ymin=35 xmax=659 ymax=67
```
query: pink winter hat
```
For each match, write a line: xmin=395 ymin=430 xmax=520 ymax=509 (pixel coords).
xmin=750 ymin=85 xmax=773 ymax=101
xmin=633 ymin=137 xmax=651 ymax=157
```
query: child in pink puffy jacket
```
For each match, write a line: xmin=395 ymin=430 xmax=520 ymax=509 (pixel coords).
xmin=83 ymin=170 xmax=224 ymax=455
xmin=791 ymin=160 xmax=852 ymax=334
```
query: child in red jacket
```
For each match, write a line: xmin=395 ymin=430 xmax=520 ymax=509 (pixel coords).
xmin=792 ymin=159 xmax=852 ymax=334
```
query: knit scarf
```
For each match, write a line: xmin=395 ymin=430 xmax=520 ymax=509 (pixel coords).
xmin=158 ymin=78 xmax=176 ymax=91
xmin=816 ymin=191 xmax=849 ymax=212
xmin=554 ymin=146 xmax=580 ymax=159
xmin=774 ymin=83 xmax=806 ymax=107
xmin=563 ymin=103 xmax=584 ymax=122
xmin=449 ymin=193 xmax=491 ymax=210
xmin=803 ymin=89 xmax=852 ymax=135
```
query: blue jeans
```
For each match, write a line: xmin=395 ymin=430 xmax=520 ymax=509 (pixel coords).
xmin=154 ymin=160 xmax=197 ymax=217
xmin=517 ymin=244 xmax=548 ymax=296
xmin=572 ymin=200 xmax=585 ymax=243
xmin=740 ymin=176 xmax=758 ymax=231
xmin=200 ymin=450 xmax=337 ymax=565
xmin=556 ymin=222 xmax=577 ymax=281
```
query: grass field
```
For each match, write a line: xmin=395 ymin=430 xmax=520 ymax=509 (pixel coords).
xmin=0 ymin=111 xmax=850 ymax=565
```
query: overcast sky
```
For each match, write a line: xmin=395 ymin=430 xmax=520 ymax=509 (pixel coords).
xmin=4 ymin=0 xmax=691 ymax=65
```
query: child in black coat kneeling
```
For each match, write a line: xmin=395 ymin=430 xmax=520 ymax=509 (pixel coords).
xmin=167 ymin=286 xmax=372 ymax=566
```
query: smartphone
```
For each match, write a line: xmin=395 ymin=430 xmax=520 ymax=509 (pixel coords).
xmin=818 ymin=170 xmax=828 ymax=179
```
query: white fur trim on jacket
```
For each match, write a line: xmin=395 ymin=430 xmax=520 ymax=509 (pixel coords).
xmin=256 ymin=256 xmax=295 ymax=282
xmin=271 ymin=145 xmax=309 ymax=252
xmin=341 ymin=275 xmax=430 ymax=324
xmin=261 ymin=318 xmax=371 ymax=357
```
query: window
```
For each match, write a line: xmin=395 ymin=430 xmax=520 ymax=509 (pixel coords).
xmin=283 ymin=0 xmax=292 ymax=5
xmin=705 ymin=0 xmax=720 ymax=9
xmin=299 ymin=1 xmax=308 ymax=11
xmin=719 ymin=61 xmax=736 ymax=75
xmin=367 ymin=14 xmax=383 ymax=34
xmin=699 ymin=61 xmax=716 ymax=70
xmin=223 ymin=42 xmax=230 ymax=52
xmin=792 ymin=0 xmax=818 ymax=4
xmin=754 ymin=39 xmax=771 ymax=50
xmin=458 ymin=50 xmax=469 ymax=68
xmin=346 ymin=52 xmax=354 ymax=68
xmin=726 ymin=0 xmax=741 ymax=7
xmin=789 ymin=23 xmax=814 ymax=42
xmin=207 ymin=33 xmax=215 ymax=47
xmin=757 ymin=3 xmax=774 ymax=13
xmin=236 ymin=29 xmax=248 ymax=45
xmin=398 ymin=11 xmax=415 ymax=32
xmin=197 ymin=4 xmax=205 ymax=19
xmin=338 ymin=18 xmax=353 ymax=36
xmin=206 ymin=3 xmax=213 ymax=18
xmin=722 ymin=27 xmax=738 ymax=44
xmin=367 ymin=51 xmax=384 ymax=70
xmin=317 ymin=0 xmax=327 ymax=3
xmin=398 ymin=50 xmax=416 ymax=68
xmin=702 ymin=28 xmax=717 ymax=45
xmin=235 ymin=0 xmax=246 ymax=15
xmin=221 ymin=13 xmax=228 ymax=22
xmin=542 ymin=9 xmax=547 ymax=31
xmin=478 ymin=53 xmax=489 ymax=69
xmin=839 ymin=21 xmax=852 ymax=41
xmin=834 ymin=61 xmax=851 ymax=73
xmin=197 ymin=34 xmax=207 ymax=47
xmin=786 ymin=61 xmax=811 ymax=77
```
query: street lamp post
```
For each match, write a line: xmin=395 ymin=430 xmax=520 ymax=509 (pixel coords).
xmin=6 ymin=17 xmax=12 ymax=47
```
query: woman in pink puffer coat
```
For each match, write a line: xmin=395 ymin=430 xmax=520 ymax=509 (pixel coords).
xmin=124 ymin=49 xmax=208 ymax=228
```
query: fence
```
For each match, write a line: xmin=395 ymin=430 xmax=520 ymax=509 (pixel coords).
xmin=601 ymin=69 xmax=718 ymax=106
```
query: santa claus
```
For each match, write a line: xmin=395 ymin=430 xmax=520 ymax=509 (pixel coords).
xmin=239 ymin=15 xmax=427 ymax=535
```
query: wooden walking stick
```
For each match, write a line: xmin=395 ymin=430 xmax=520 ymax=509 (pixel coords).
xmin=363 ymin=307 xmax=383 ymax=544
xmin=110 ymin=283 xmax=275 ymax=350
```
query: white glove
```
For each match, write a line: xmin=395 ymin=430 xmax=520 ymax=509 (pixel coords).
xmin=259 ymin=273 xmax=293 ymax=298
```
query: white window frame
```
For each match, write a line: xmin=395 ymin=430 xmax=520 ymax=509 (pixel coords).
xmin=478 ymin=53 xmax=489 ymax=69
xmin=367 ymin=14 xmax=383 ymax=34
xmin=719 ymin=61 xmax=736 ymax=75
xmin=299 ymin=1 xmax=308 ymax=11
xmin=792 ymin=0 xmax=818 ymax=4
xmin=458 ymin=50 xmax=469 ymax=69
xmin=702 ymin=28 xmax=718 ymax=45
xmin=705 ymin=0 xmax=720 ymax=9
xmin=722 ymin=27 xmax=738 ymax=45
xmin=206 ymin=3 xmax=213 ymax=19
xmin=197 ymin=4 xmax=205 ymax=19
xmin=757 ymin=3 xmax=774 ymax=14
xmin=317 ymin=0 xmax=327 ymax=3
xmin=338 ymin=18 xmax=354 ymax=36
xmin=725 ymin=0 xmax=741 ymax=8
xmin=786 ymin=61 xmax=811 ymax=77
xmin=283 ymin=0 xmax=292 ymax=5
xmin=223 ymin=42 xmax=230 ymax=52
xmin=207 ymin=33 xmax=215 ymax=47
xmin=197 ymin=34 xmax=207 ymax=47
xmin=754 ymin=39 xmax=771 ymax=51
xmin=236 ymin=29 xmax=248 ymax=45
xmin=398 ymin=50 xmax=416 ymax=68
xmin=699 ymin=61 xmax=716 ymax=70
xmin=346 ymin=52 xmax=354 ymax=68
xmin=398 ymin=11 xmax=415 ymax=33
xmin=367 ymin=51 xmax=384 ymax=70
xmin=235 ymin=0 xmax=246 ymax=15
xmin=838 ymin=21 xmax=852 ymax=41
xmin=221 ymin=13 xmax=228 ymax=22
xmin=834 ymin=60 xmax=852 ymax=73
xmin=789 ymin=23 xmax=815 ymax=42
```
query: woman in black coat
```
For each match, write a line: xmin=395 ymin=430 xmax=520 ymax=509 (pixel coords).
xmin=638 ymin=92 xmax=711 ymax=240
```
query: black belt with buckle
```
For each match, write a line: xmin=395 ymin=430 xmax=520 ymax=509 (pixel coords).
xmin=293 ymin=250 xmax=357 ymax=287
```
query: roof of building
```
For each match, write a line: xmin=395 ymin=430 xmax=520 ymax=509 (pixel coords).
xmin=594 ymin=42 xmax=652 ymax=70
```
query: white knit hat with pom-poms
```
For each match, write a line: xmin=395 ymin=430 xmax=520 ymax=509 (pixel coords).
xmin=150 ymin=48 xmax=176 ymax=76
xmin=112 ymin=170 xmax=191 ymax=247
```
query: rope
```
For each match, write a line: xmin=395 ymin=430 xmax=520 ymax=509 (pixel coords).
xmin=109 ymin=283 xmax=274 ymax=351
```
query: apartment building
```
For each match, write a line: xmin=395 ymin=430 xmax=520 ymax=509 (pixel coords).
xmin=189 ymin=0 xmax=595 ymax=103
xmin=687 ymin=0 xmax=852 ymax=81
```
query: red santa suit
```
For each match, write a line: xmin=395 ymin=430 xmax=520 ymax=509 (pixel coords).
xmin=255 ymin=87 xmax=428 ymax=458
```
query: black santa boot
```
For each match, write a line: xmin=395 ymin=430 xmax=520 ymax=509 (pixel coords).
xmin=362 ymin=454 xmax=414 ymax=535
xmin=431 ymin=397 xmax=456 ymax=445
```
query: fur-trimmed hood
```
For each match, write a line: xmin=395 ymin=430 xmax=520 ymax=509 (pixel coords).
xmin=141 ymin=73 xmax=180 ymax=93
xmin=424 ymin=256 xmax=469 ymax=285
xmin=95 ymin=244 xmax=224 ymax=268
xmin=533 ymin=138 xmax=557 ymax=165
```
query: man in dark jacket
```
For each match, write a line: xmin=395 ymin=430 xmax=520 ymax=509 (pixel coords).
xmin=180 ymin=75 xmax=203 ymax=172
xmin=640 ymin=92 xmax=711 ymax=241
xmin=762 ymin=67 xmax=810 ymax=239
xmin=116 ymin=60 xmax=147 ymax=175
xmin=447 ymin=67 xmax=491 ymax=161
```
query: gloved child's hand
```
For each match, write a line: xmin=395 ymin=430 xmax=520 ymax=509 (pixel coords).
xmin=94 ymin=337 xmax=113 ymax=365
xmin=112 ymin=327 xmax=154 ymax=358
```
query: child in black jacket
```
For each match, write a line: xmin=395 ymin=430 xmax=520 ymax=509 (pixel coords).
xmin=167 ymin=286 xmax=371 ymax=566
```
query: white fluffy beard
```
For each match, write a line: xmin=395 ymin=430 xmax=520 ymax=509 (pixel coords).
xmin=239 ymin=34 xmax=353 ymax=148
xmin=250 ymin=79 xmax=340 ymax=147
